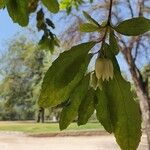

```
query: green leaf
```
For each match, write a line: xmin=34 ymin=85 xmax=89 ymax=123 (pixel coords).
xmin=114 ymin=17 xmax=150 ymax=36
xmin=89 ymin=72 xmax=98 ymax=90
xmin=0 ymin=0 xmax=5 ymax=8
xmin=109 ymin=29 xmax=119 ymax=55
xmin=95 ymin=87 xmax=113 ymax=133
xmin=39 ymin=35 xmax=50 ymax=50
xmin=83 ymin=11 xmax=100 ymax=27
xmin=38 ymin=42 xmax=96 ymax=108
xmin=80 ymin=23 xmax=100 ymax=32
xmin=103 ymin=45 xmax=142 ymax=150
xmin=59 ymin=74 xmax=90 ymax=130
xmin=105 ymin=71 xmax=141 ymax=150
xmin=6 ymin=0 xmax=29 ymax=26
xmin=42 ymin=0 xmax=59 ymax=14
xmin=78 ymin=88 xmax=96 ymax=125
xmin=39 ymin=35 xmax=56 ymax=53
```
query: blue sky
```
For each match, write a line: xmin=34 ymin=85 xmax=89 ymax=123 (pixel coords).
xmin=0 ymin=7 xmax=130 ymax=77
xmin=0 ymin=9 xmax=27 ymax=55
xmin=1 ymin=4 xmax=149 ymax=80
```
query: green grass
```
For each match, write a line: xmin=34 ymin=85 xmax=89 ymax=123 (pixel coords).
xmin=0 ymin=121 xmax=103 ymax=134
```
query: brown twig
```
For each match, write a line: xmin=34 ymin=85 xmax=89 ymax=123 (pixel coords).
xmin=127 ymin=0 xmax=134 ymax=17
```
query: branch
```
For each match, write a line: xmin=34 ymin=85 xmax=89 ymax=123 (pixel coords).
xmin=101 ymin=0 xmax=114 ymax=43
xmin=138 ymin=0 xmax=144 ymax=16
xmin=127 ymin=0 xmax=134 ymax=17
xmin=133 ymin=37 xmax=142 ymax=62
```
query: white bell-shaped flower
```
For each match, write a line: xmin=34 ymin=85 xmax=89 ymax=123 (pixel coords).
xmin=95 ymin=58 xmax=114 ymax=81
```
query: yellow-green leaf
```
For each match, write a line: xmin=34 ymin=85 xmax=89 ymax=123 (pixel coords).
xmin=59 ymin=74 xmax=90 ymax=130
xmin=83 ymin=11 xmax=100 ymax=27
xmin=38 ymin=42 xmax=96 ymax=108
xmin=114 ymin=17 xmax=150 ymax=36
xmin=80 ymin=23 xmax=100 ymax=32
xmin=42 ymin=0 xmax=59 ymax=13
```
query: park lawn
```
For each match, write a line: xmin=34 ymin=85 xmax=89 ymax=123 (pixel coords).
xmin=0 ymin=121 xmax=104 ymax=134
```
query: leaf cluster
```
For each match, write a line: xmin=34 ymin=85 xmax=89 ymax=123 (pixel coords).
xmin=38 ymin=10 xmax=150 ymax=150
xmin=1 ymin=1 xmax=150 ymax=150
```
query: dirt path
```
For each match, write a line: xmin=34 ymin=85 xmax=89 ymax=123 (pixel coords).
xmin=0 ymin=132 xmax=148 ymax=150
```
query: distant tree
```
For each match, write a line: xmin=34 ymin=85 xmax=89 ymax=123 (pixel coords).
xmin=37 ymin=107 xmax=45 ymax=123
xmin=0 ymin=36 xmax=51 ymax=120
xmin=142 ymin=64 xmax=150 ymax=98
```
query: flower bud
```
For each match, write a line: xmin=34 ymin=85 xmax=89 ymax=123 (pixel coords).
xmin=95 ymin=58 xmax=114 ymax=81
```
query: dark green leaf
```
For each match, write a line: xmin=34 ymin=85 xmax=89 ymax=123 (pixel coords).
xmin=39 ymin=35 xmax=53 ymax=52
xmin=7 ymin=0 xmax=29 ymax=26
xmin=109 ymin=29 xmax=119 ymax=55
xmin=36 ymin=9 xmax=44 ymax=21
xmin=114 ymin=17 xmax=150 ymax=36
xmin=80 ymin=23 xmax=100 ymax=32
xmin=46 ymin=18 xmax=55 ymax=29
xmin=59 ymin=75 xmax=90 ymax=130
xmin=0 ymin=0 xmax=5 ymax=8
xmin=103 ymin=45 xmax=142 ymax=150
xmin=66 ymin=6 xmax=72 ymax=15
xmin=105 ymin=71 xmax=141 ymax=150
xmin=83 ymin=11 xmax=100 ymax=27
xmin=39 ymin=33 xmax=59 ymax=53
xmin=42 ymin=0 xmax=59 ymax=13
xmin=78 ymin=88 xmax=95 ymax=125
xmin=38 ymin=42 xmax=96 ymax=107
xmin=96 ymin=87 xmax=113 ymax=133
xmin=36 ymin=21 xmax=47 ymax=31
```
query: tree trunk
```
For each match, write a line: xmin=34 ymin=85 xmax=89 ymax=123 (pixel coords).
xmin=136 ymin=86 xmax=150 ymax=149
xmin=122 ymin=49 xmax=150 ymax=149
xmin=37 ymin=107 xmax=45 ymax=123
xmin=41 ymin=107 xmax=45 ymax=123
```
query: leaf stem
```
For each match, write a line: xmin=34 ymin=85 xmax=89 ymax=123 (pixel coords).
xmin=107 ymin=0 xmax=113 ymax=25
xmin=95 ymin=0 xmax=113 ymax=57
xmin=94 ymin=0 xmax=113 ymax=56
xmin=101 ymin=0 xmax=113 ymax=43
